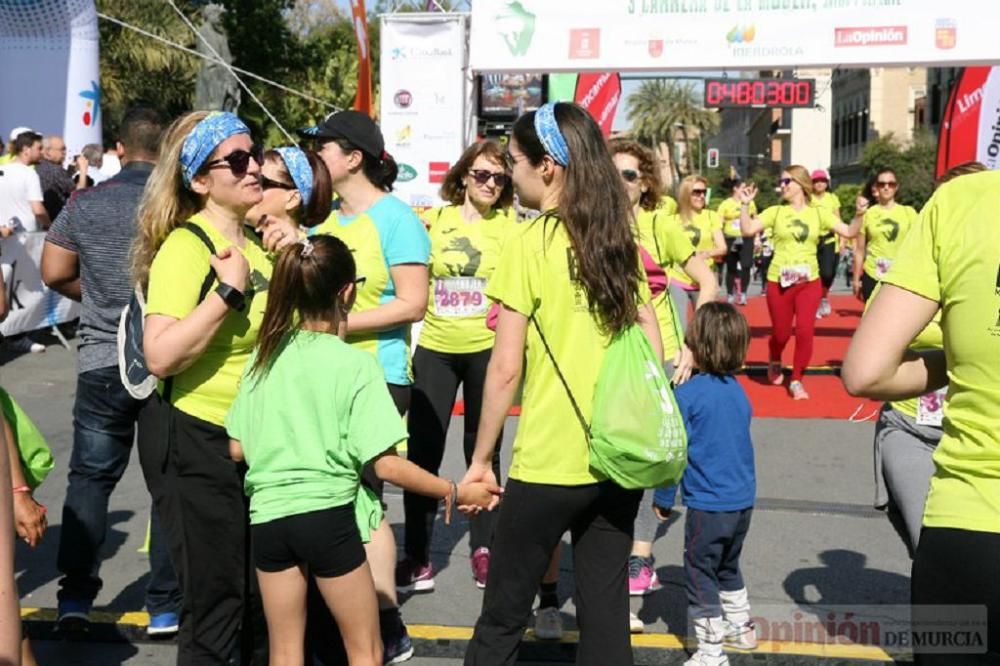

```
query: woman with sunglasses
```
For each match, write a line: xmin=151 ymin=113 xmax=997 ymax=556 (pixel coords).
xmin=738 ymin=166 xmax=862 ymax=400
xmin=852 ymin=168 xmax=918 ymax=302
xmin=667 ymin=175 xmax=726 ymax=332
xmin=247 ymin=146 xmax=332 ymax=231
xmin=131 ymin=111 xmax=271 ymax=663
xmin=719 ymin=177 xmax=758 ymax=306
xmin=262 ymin=110 xmax=430 ymax=664
xmin=810 ymin=169 xmax=841 ymax=318
xmin=398 ymin=140 xmax=516 ymax=594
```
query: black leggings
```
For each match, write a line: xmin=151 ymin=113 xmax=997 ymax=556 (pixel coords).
xmin=861 ymin=273 xmax=878 ymax=302
xmin=404 ymin=346 xmax=502 ymax=563
xmin=912 ymin=527 xmax=1000 ymax=664
xmin=817 ymin=236 xmax=839 ymax=291
xmin=465 ymin=479 xmax=641 ymax=666
xmin=724 ymin=237 xmax=754 ymax=297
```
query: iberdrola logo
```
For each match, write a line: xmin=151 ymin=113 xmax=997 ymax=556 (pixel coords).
xmin=496 ymin=1 xmax=536 ymax=57
xmin=726 ymin=25 xmax=756 ymax=44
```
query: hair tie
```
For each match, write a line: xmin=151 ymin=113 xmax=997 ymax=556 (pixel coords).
xmin=381 ymin=150 xmax=391 ymax=162
xmin=299 ymin=237 xmax=315 ymax=258
xmin=275 ymin=146 xmax=314 ymax=207
xmin=179 ymin=112 xmax=251 ymax=187
xmin=534 ymin=103 xmax=570 ymax=166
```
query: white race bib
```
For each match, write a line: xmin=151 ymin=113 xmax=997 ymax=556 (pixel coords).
xmin=434 ymin=277 xmax=488 ymax=318
xmin=916 ymin=387 xmax=948 ymax=427
xmin=876 ymin=257 xmax=893 ymax=278
xmin=779 ymin=264 xmax=811 ymax=288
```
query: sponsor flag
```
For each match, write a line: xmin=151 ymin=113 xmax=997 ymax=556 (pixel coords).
xmin=574 ymin=72 xmax=622 ymax=137
xmin=935 ymin=67 xmax=1000 ymax=177
xmin=349 ymin=0 xmax=374 ymax=116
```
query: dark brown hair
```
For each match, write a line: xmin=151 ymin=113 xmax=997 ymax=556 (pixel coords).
xmin=685 ymin=302 xmax=750 ymax=375
xmin=331 ymin=138 xmax=397 ymax=192
xmin=936 ymin=160 xmax=986 ymax=187
xmin=607 ymin=138 xmax=663 ymax=212
xmin=13 ymin=131 xmax=41 ymax=154
xmin=265 ymin=149 xmax=333 ymax=227
xmin=251 ymin=235 xmax=356 ymax=377
xmin=512 ymin=103 xmax=641 ymax=335
xmin=439 ymin=140 xmax=514 ymax=209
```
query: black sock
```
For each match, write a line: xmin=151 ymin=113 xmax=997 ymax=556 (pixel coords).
xmin=379 ymin=607 xmax=403 ymax=637
xmin=539 ymin=582 xmax=558 ymax=609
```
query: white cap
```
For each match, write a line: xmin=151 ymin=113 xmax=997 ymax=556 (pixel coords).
xmin=8 ymin=126 xmax=33 ymax=142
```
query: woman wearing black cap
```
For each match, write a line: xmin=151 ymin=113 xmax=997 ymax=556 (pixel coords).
xmin=262 ymin=110 xmax=430 ymax=665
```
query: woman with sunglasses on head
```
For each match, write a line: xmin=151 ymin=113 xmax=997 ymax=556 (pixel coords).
xmin=461 ymin=102 xmax=663 ymax=666
xmin=247 ymin=147 xmax=332 ymax=232
xmin=667 ymin=175 xmax=726 ymax=332
xmin=397 ymin=141 xmax=516 ymax=595
xmin=810 ymin=169 xmax=841 ymax=318
xmin=852 ymin=168 xmax=918 ymax=302
xmin=738 ymin=166 xmax=862 ymax=400
xmin=718 ymin=177 xmax=758 ymax=306
xmin=262 ymin=110 xmax=430 ymax=664
xmin=131 ymin=111 xmax=271 ymax=664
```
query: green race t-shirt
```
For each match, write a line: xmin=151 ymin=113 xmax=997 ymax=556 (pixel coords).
xmin=146 ymin=213 xmax=272 ymax=426
xmin=861 ymin=203 xmax=918 ymax=279
xmin=226 ymin=331 xmax=408 ymax=526
xmin=758 ymin=204 xmax=837 ymax=283
xmin=666 ymin=209 xmax=723 ymax=287
xmin=718 ymin=197 xmax=757 ymax=238
xmin=636 ymin=209 xmax=695 ymax=358
xmin=881 ymin=170 xmax=1000 ymax=534
xmin=811 ymin=192 xmax=842 ymax=246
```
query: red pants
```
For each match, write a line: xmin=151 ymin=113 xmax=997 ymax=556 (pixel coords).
xmin=765 ymin=279 xmax=822 ymax=381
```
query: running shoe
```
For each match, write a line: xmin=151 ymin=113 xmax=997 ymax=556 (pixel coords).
xmin=816 ymin=298 xmax=831 ymax=319
xmin=683 ymin=651 xmax=730 ymax=666
xmin=628 ymin=555 xmax=662 ymax=596
xmin=789 ymin=380 xmax=810 ymax=400
xmin=738 ymin=293 xmax=747 ymax=306
xmin=724 ymin=620 xmax=758 ymax=650
xmin=471 ymin=547 xmax=490 ymax=589
xmin=726 ymin=294 xmax=735 ymax=305
xmin=383 ymin=627 xmax=414 ymax=665
xmin=629 ymin=611 xmax=645 ymax=633
xmin=395 ymin=557 xmax=434 ymax=594
xmin=147 ymin=611 xmax=179 ymax=637
xmin=533 ymin=606 xmax=564 ymax=641
xmin=767 ymin=362 xmax=784 ymax=386
xmin=56 ymin=598 xmax=91 ymax=632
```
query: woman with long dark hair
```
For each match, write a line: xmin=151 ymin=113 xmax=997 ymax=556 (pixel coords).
xmin=851 ymin=167 xmax=918 ymax=302
xmin=461 ymin=102 xmax=662 ymax=665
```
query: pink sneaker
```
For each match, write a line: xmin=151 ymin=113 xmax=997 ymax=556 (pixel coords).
xmin=767 ymin=362 xmax=783 ymax=386
xmin=789 ymin=380 xmax=810 ymax=400
xmin=628 ymin=555 xmax=662 ymax=596
xmin=471 ymin=547 xmax=490 ymax=589
xmin=395 ymin=557 xmax=434 ymax=593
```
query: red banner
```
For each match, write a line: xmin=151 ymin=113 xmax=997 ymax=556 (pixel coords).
xmin=936 ymin=67 xmax=1000 ymax=177
xmin=573 ymin=72 xmax=622 ymax=137
xmin=349 ymin=0 xmax=373 ymax=116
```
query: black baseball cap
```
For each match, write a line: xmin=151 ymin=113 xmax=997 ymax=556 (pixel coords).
xmin=299 ymin=110 xmax=385 ymax=160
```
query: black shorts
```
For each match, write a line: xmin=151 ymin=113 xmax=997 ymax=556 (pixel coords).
xmin=252 ymin=504 xmax=365 ymax=578
xmin=359 ymin=382 xmax=411 ymax=503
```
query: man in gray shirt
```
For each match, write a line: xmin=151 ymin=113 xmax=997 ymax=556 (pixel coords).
xmin=41 ymin=105 xmax=181 ymax=635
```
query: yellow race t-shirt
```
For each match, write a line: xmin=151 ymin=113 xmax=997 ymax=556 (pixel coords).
xmin=636 ymin=209 xmax=695 ymax=358
xmin=861 ymin=203 xmax=918 ymax=279
xmin=758 ymin=204 xmax=837 ymax=284
xmin=718 ymin=197 xmax=757 ymax=238
xmin=666 ymin=209 xmax=723 ymax=287
xmin=486 ymin=214 xmax=652 ymax=486
xmin=419 ymin=205 xmax=517 ymax=355
xmin=146 ymin=214 xmax=272 ymax=426
xmin=881 ymin=170 xmax=1000 ymax=533
xmin=812 ymin=192 xmax=842 ymax=246
xmin=657 ymin=195 xmax=678 ymax=215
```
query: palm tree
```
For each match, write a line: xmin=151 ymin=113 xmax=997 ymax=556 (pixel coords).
xmin=670 ymin=83 xmax=720 ymax=174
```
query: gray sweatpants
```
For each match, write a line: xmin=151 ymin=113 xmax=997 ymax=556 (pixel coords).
xmin=635 ymin=360 xmax=677 ymax=544
xmin=668 ymin=284 xmax=700 ymax=333
xmin=873 ymin=404 xmax=942 ymax=553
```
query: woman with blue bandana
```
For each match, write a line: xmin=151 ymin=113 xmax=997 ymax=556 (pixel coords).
xmin=131 ymin=110 xmax=271 ymax=664
xmin=461 ymin=102 xmax=663 ymax=665
xmin=246 ymin=147 xmax=332 ymax=231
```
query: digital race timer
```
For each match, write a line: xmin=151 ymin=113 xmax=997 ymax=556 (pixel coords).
xmin=703 ymin=78 xmax=815 ymax=109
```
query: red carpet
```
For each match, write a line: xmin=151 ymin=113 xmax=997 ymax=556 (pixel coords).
xmin=737 ymin=375 xmax=881 ymax=420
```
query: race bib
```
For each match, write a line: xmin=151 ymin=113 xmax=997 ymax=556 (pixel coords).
xmin=434 ymin=277 xmax=488 ymax=317
xmin=731 ymin=219 xmax=741 ymax=233
xmin=916 ymin=387 xmax=948 ymax=427
xmin=779 ymin=264 xmax=811 ymax=288
xmin=876 ymin=257 xmax=893 ymax=278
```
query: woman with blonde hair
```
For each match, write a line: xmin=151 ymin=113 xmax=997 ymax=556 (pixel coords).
xmin=739 ymin=165 xmax=863 ymax=400
xmin=667 ymin=175 xmax=726 ymax=332
xmin=132 ymin=110 xmax=271 ymax=664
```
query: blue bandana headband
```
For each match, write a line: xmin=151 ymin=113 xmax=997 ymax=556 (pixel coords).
xmin=534 ymin=102 xmax=570 ymax=166
xmin=179 ymin=112 xmax=251 ymax=187
xmin=275 ymin=146 xmax=314 ymax=207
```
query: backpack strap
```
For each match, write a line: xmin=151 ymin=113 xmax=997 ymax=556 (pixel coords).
xmin=651 ymin=212 xmax=663 ymax=264
xmin=529 ymin=314 xmax=592 ymax=440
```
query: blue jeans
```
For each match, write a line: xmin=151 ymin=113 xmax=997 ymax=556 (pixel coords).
xmin=56 ymin=365 xmax=180 ymax=615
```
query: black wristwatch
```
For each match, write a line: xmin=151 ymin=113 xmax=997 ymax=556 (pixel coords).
xmin=215 ymin=282 xmax=246 ymax=312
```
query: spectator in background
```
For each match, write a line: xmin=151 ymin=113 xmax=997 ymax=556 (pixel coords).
xmin=101 ymin=140 xmax=122 ymax=179
xmin=0 ymin=126 xmax=33 ymax=166
xmin=0 ymin=131 xmax=49 ymax=233
xmin=41 ymin=105 xmax=182 ymax=636
xmin=74 ymin=143 xmax=106 ymax=187
xmin=37 ymin=135 xmax=89 ymax=220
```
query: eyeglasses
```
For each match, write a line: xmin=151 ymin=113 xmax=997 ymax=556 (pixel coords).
xmin=469 ymin=169 xmax=508 ymax=187
xmin=691 ymin=188 xmax=707 ymax=197
xmin=353 ymin=276 xmax=367 ymax=289
xmin=876 ymin=181 xmax=898 ymax=189
xmin=204 ymin=145 xmax=263 ymax=178
xmin=260 ymin=175 xmax=295 ymax=191
xmin=779 ymin=177 xmax=793 ymax=186
xmin=619 ymin=169 xmax=640 ymax=184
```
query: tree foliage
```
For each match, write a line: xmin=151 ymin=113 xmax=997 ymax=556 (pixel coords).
xmin=858 ymin=131 xmax=936 ymax=209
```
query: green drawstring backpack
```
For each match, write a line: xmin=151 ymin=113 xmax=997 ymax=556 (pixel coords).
xmin=0 ymin=387 xmax=54 ymax=489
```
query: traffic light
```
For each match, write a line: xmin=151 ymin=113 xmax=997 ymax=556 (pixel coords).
xmin=707 ymin=148 xmax=720 ymax=169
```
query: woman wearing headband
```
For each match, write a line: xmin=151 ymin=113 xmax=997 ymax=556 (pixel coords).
xmin=247 ymin=146 xmax=332 ymax=231
xmin=461 ymin=102 xmax=662 ymax=665
xmin=131 ymin=111 xmax=271 ymax=664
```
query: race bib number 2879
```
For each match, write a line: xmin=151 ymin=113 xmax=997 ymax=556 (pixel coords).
xmin=434 ymin=277 xmax=488 ymax=318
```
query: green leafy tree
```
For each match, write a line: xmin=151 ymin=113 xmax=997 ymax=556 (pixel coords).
xmin=858 ymin=131 xmax=936 ymax=209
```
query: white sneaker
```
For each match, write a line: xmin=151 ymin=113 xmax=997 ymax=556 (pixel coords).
xmin=29 ymin=343 xmax=45 ymax=353
xmin=726 ymin=294 xmax=735 ymax=305
xmin=683 ymin=650 xmax=729 ymax=666
xmin=629 ymin=611 xmax=644 ymax=633
xmin=724 ymin=620 xmax=758 ymax=650
xmin=533 ymin=607 xmax=563 ymax=641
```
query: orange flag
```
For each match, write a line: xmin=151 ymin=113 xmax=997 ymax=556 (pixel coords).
xmin=349 ymin=0 xmax=373 ymax=116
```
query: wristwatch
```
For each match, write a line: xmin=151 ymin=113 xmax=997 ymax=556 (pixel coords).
xmin=215 ymin=282 xmax=246 ymax=312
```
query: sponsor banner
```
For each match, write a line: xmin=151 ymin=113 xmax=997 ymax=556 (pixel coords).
xmin=349 ymin=0 xmax=374 ymax=115
xmin=573 ymin=73 xmax=622 ymax=137
xmin=471 ymin=0 xmax=998 ymax=73
xmin=379 ymin=15 xmax=467 ymax=208
xmin=936 ymin=67 xmax=1000 ymax=177
xmin=1 ymin=233 xmax=80 ymax=337
xmin=0 ymin=0 xmax=101 ymax=161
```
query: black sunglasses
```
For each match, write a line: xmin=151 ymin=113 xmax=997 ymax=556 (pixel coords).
xmin=691 ymin=188 xmax=707 ymax=196
xmin=204 ymin=144 xmax=263 ymax=178
xmin=779 ymin=177 xmax=793 ymax=186
xmin=876 ymin=181 xmax=898 ymax=189
xmin=469 ymin=169 xmax=508 ymax=187
xmin=260 ymin=175 xmax=295 ymax=191
xmin=619 ymin=169 xmax=640 ymax=183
